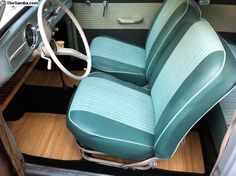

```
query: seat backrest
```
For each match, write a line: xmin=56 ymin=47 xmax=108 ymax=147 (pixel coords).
xmin=145 ymin=0 xmax=201 ymax=80
xmin=150 ymin=19 xmax=236 ymax=158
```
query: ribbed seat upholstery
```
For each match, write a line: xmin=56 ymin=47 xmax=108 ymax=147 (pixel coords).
xmin=67 ymin=20 xmax=236 ymax=160
xmin=90 ymin=0 xmax=201 ymax=86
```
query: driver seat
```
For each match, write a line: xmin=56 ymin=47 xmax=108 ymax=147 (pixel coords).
xmin=90 ymin=0 xmax=201 ymax=86
xmin=67 ymin=20 xmax=236 ymax=162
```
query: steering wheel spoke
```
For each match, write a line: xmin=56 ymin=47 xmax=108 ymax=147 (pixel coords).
xmin=38 ymin=0 xmax=91 ymax=80
xmin=56 ymin=47 xmax=89 ymax=61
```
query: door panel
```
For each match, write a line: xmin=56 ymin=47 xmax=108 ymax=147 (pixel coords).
xmin=73 ymin=2 xmax=236 ymax=32
xmin=72 ymin=2 xmax=161 ymax=48
xmin=73 ymin=3 xmax=161 ymax=30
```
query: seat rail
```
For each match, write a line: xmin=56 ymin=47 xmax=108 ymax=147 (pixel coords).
xmin=76 ymin=143 xmax=158 ymax=170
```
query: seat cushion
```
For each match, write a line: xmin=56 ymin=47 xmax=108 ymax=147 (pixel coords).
xmin=91 ymin=36 xmax=147 ymax=86
xmin=67 ymin=72 xmax=155 ymax=160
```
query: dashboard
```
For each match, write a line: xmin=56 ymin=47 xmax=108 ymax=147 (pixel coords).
xmin=0 ymin=0 xmax=72 ymax=86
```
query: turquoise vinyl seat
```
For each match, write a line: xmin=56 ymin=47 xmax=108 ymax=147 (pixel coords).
xmin=67 ymin=20 xmax=236 ymax=160
xmin=90 ymin=0 xmax=201 ymax=86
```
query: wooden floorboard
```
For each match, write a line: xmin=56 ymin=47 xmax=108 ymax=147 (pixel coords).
xmin=157 ymin=132 xmax=204 ymax=173
xmin=7 ymin=113 xmax=205 ymax=173
xmin=7 ymin=113 xmax=81 ymax=160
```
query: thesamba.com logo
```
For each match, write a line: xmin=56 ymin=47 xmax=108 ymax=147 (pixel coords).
xmin=0 ymin=0 xmax=38 ymax=6
xmin=0 ymin=0 xmax=6 ymax=6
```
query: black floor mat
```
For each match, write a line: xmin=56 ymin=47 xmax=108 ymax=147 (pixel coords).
xmin=24 ymin=154 xmax=205 ymax=176
xmin=194 ymin=112 xmax=218 ymax=175
xmin=35 ymin=56 xmax=87 ymax=71
xmin=3 ymin=85 xmax=76 ymax=121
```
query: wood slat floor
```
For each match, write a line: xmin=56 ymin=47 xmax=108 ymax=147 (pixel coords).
xmin=7 ymin=113 xmax=81 ymax=161
xmin=7 ymin=112 xmax=205 ymax=173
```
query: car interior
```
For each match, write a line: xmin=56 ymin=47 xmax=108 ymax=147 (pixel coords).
xmin=0 ymin=0 xmax=236 ymax=175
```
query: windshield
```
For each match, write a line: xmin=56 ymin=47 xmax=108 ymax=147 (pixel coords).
xmin=0 ymin=6 xmax=25 ymax=29
xmin=0 ymin=6 xmax=5 ymax=22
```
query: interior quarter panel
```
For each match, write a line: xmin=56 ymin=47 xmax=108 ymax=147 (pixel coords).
xmin=201 ymin=4 xmax=236 ymax=33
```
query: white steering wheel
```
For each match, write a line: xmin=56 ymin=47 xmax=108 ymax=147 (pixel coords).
xmin=37 ymin=0 xmax=91 ymax=80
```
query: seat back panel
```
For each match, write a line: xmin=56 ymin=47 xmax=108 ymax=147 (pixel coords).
xmin=154 ymin=51 xmax=226 ymax=157
xmin=145 ymin=0 xmax=186 ymax=57
xmin=150 ymin=20 xmax=235 ymax=158
xmin=151 ymin=20 xmax=224 ymax=125
xmin=145 ymin=0 xmax=201 ymax=79
xmin=146 ymin=2 xmax=200 ymax=81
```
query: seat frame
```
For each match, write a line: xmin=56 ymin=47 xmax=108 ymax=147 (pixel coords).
xmin=77 ymin=143 xmax=158 ymax=170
